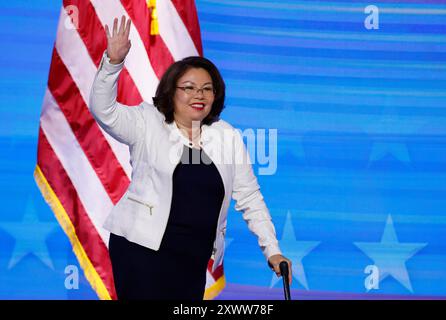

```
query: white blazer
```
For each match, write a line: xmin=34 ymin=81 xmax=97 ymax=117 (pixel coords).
xmin=90 ymin=52 xmax=281 ymax=272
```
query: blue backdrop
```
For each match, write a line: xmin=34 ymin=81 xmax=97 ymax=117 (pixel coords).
xmin=0 ymin=0 xmax=445 ymax=299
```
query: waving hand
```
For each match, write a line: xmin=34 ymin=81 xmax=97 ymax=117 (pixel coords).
xmin=105 ymin=16 xmax=132 ymax=65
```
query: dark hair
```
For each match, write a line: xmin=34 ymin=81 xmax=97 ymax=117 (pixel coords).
xmin=152 ymin=56 xmax=225 ymax=125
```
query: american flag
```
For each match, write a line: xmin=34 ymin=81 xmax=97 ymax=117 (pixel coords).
xmin=33 ymin=0 xmax=224 ymax=300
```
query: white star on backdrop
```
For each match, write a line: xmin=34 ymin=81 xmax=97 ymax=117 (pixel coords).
xmin=362 ymin=108 xmax=424 ymax=165
xmin=369 ymin=142 xmax=411 ymax=164
xmin=0 ymin=196 xmax=58 ymax=270
xmin=270 ymin=210 xmax=320 ymax=290
xmin=354 ymin=214 xmax=427 ymax=292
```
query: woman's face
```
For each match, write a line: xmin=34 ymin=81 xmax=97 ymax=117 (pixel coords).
xmin=173 ymin=67 xmax=214 ymax=126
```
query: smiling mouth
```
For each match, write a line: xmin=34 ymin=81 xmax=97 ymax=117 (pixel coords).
xmin=190 ymin=103 xmax=205 ymax=110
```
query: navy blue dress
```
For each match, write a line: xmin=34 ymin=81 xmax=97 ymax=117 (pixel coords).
xmin=109 ymin=145 xmax=225 ymax=300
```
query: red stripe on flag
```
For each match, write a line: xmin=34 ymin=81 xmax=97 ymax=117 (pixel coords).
xmin=207 ymin=259 xmax=224 ymax=280
xmin=120 ymin=0 xmax=175 ymax=79
xmin=147 ymin=35 xmax=176 ymax=78
xmin=63 ymin=0 xmax=142 ymax=105
xmin=171 ymin=0 xmax=203 ymax=56
xmin=117 ymin=68 xmax=143 ymax=105
xmin=37 ymin=128 xmax=117 ymax=300
xmin=47 ymin=48 xmax=130 ymax=204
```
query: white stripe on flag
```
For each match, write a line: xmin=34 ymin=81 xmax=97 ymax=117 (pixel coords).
xmin=56 ymin=7 xmax=96 ymax=107
xmin=56 ymin=7 xmax=132 ymax=178
xmin=90 ymin=0 xmax=160 ymax=102
xmin=158 ymin=0 xmax=200 ymax=59
xmin=40 ymin=89 xmax=113 ymax=246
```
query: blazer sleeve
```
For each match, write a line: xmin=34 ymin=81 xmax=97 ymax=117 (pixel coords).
xmin=231 ymin=128 xmax=282 ymax=260
xmin=89 ymin=51 xmax=146 ymax=146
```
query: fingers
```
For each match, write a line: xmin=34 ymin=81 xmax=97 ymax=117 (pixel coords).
xmin=271 ymin=260 xmax=292 ymax=281
xmin=119 ymin=15 xmax=126 ymax=35
xmin=105 ymin=24 xmax=111 ymax=39
xmin=112 ymin=17 xmax=118 ymax=37
xmin=125 ymin=18 xmax=132 ymax=38
xmin=268 ymin=256 xmax=293 ymax=285
xmin=271 ymin=263 xmax=281 ymax=275
xmin=110 ymin=16 xmax=131 ymax=39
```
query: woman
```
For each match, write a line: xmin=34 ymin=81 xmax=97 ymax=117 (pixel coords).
xmin=90 ymin=16 xmax=292 ymax=300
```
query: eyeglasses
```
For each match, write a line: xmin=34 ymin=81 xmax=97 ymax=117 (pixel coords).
xmin=176 ymin=85 xmax=216 ymax=96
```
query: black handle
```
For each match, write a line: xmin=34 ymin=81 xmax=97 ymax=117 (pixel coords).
xmin=279 ymin=261 xmax=291 ymax=300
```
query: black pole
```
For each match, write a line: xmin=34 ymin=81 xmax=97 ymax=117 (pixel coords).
xmin=279 ymin=261 xmax=291 ymax=300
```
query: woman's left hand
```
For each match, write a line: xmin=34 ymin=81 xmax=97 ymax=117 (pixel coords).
xmin=268 ymin=254 xmax=292 ymax=285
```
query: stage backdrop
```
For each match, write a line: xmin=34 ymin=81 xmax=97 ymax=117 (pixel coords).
xmin=0 ymin=0 xmax=445 ymax=299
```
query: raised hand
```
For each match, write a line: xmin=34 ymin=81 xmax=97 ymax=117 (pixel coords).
xmin=105 ymin=16 xmax=132 ymax=65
